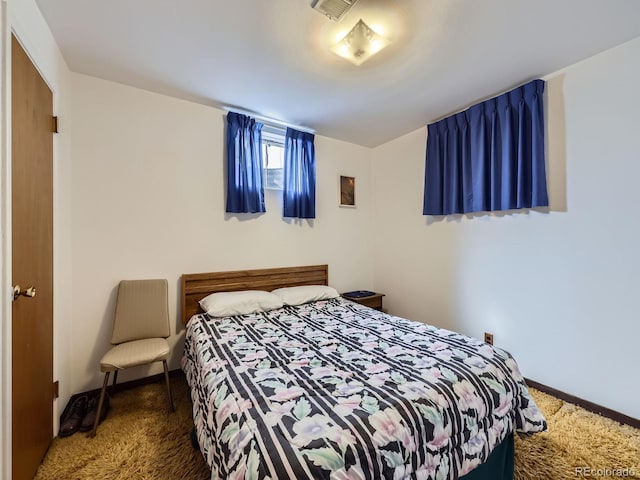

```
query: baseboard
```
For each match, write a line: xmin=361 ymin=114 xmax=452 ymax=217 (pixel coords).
xmin=525 ymin=378 xmax=639 ymax=429
xmin=58 ymin=369 xmax=185 ymax=433
xmin=69 ymin=372 xmax=640 ymax=430
xmin=80 ymin=368 xmax=186 ymax=398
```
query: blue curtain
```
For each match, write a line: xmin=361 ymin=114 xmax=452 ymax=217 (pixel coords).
xmin=226 ymin=112 xmax=265 ymax=213
xmin=423 ymin=79 xmax=548 ymax=215
xmin=283 ymin=128 xmax=316 ymax=219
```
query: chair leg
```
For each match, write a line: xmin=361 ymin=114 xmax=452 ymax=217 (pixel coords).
xmin=111 ymin=370 xmax=118 ymax=396
xmin=89 ymin=372 xmax=110 ymax=438
xmin=163 ymin=360 xmax=175 ymax=413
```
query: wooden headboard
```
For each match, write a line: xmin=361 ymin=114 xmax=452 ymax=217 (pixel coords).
xmin=181 ymin=264 xmax=328 ymax=324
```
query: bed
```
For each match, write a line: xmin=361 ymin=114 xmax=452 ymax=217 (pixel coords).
xmin=181 ymin=265 xmax=546 ymax=480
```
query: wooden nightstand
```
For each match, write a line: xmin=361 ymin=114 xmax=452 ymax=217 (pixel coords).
xmin=343 ymin=292 xmax=385 ymax=311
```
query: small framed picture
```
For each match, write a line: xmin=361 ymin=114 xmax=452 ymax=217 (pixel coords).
xmin=339 ymin=175 xmax=356 ymax=208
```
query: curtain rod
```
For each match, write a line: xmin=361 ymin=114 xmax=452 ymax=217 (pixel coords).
xmin=222 ymin=106 xmax=315 ymax=134
xmin=428 ymin=77 xmax=542 ymax=125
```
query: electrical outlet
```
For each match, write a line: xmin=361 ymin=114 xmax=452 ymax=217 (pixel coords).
xmin=484 ymin=332 xmax=494 ymax=345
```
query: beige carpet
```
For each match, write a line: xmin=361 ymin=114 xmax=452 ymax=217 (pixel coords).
xmin=35 ymin=378 xmax=210 ymax=480
xmin=35 ymin=377 xmax=639 ymax=480
xmin=514 ymin=389 xmax=639 ymax=480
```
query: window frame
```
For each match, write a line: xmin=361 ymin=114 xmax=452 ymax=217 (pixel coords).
xmin=261 ymin=125 xmax=286 ymax=191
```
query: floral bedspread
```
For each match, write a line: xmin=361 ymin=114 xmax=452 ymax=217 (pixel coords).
xmin=182 ymin=297 xmax=546 ymax=480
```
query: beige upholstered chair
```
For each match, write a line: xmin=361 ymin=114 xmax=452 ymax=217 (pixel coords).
xmin=90 ymin=279 xmax=174 ymax=437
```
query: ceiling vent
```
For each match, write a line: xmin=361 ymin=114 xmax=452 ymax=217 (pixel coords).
xmin=311 ymin=0 xmax=359 ymax=22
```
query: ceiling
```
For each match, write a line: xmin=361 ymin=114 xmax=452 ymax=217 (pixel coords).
xmin=36 ymin=0 xmax=640 ymax=147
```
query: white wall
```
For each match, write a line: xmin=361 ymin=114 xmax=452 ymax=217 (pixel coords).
xmin=372 ymin=37 xmax=640 ymax=419
xmin=70 ymin=74 xmax=374 ymax=393
xmin=0 ymin=0 xmax=73 ymax=475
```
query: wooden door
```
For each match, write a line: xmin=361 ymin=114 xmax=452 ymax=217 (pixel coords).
xmin=11 ymin=35 xmax=54 ymax=480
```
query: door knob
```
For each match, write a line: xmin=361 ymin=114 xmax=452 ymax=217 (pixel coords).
xmin=12 ymin=285 xmax=36 ymax=301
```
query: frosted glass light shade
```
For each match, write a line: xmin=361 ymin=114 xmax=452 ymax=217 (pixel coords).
xmin=330 ymin=19 xmax=390 ymax=66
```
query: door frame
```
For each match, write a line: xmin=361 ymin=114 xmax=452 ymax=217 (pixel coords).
xmin=1 ymin=2 xmax=63 ymax=477
xmin=1 ymin=2 xmax=12 ymax=478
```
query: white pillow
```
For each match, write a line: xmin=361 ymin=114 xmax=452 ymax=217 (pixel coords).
xmin=199 ymin=290 xmax=283 ymax=317
xmin=271 ymin=285 xmax=340 ymax=306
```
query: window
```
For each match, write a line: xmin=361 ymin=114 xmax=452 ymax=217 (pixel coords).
xmin=262 ymin=141 xmax=284 ymax=190
xmin=262 ymin=125 xmax=286 ymax=190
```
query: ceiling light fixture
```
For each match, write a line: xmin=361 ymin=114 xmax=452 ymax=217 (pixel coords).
xmin=330 ymin=19 xmax=390 ymax=66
